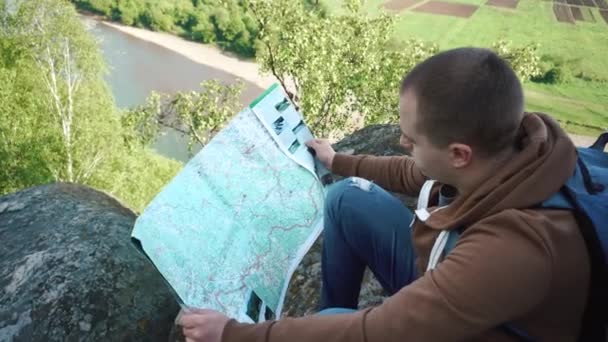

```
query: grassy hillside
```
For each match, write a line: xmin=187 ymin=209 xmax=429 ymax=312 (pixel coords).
xmin=326 ymin=0 xmax=608 ymax=135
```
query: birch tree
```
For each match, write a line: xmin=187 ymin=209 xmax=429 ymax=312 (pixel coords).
xmin=1 ymin=0 xmax=181 ymax=212
xmin=2 ymin=0 xmax=109 ymax=184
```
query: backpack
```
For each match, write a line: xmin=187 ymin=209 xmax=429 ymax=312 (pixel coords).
xmin=428 ymin=131 xmax=608 ymax=341
xmin=541 ymin=131 xmax=608 ymax=342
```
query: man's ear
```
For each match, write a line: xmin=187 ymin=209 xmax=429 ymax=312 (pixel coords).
xmin=448 ymin=143 xmax=473 ymax=168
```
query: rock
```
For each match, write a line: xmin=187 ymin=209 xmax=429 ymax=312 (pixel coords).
xmin=282 ymin=124 xmax=417 ymax=317
xmin=0 ymin=124 xmax=417 ymax=340
xmin=0 ymin=201 xmax=26 ymax=214
xmin=333 ymin=124 xmax=418 ymax=209
xmin=333 ymin=124 xmax=405 ymax=156
xmin=0 ymin=183 xmax=180 ymax=342
xmin=79 ymin=321 xmax=91 ymax=332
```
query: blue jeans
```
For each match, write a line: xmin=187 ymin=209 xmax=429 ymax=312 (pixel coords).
xmin=320 ymin=177 xmax=417 ymax=310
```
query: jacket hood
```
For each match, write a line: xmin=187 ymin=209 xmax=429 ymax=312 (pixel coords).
xmin=424 ymin=113 xmax=578 ymax=230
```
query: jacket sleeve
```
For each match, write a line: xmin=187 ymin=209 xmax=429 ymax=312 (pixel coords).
xmin=331 ymin=154 xmax=427 ymax=197
xmin=221 ymin=211 xmax=552 ymax=342
xmin=222 ymin=310 xmax=370 ymax=342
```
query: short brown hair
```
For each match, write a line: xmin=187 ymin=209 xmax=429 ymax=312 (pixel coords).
xmin=400 ymin=47 xmax=524 ymax=157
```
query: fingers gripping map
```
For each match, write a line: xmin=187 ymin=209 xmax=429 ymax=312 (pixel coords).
xmin=131 ymin=84 xmax=329 ymax=323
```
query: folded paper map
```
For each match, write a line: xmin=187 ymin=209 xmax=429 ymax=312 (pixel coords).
xmin=131 ymin=84 xmax=330 ymax=323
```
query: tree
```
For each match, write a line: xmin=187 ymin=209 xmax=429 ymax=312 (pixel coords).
xmin=493 ymin=39 xmax=542 ymax=82
xmin=0 ymin=0 xmax=181 ymax=212
xmin=91 ymin=148 xmax=181 ymax=212
xmin=249 ymin=0 xmax=437 ymax=139
xmin=12 ymin=0 xmax=114 ymax=184
xmin=115 ymin=0 xmax=140 ymax=26
xmin=70 ymin=0 xmax=261 ymax=57
xmin=189 ymin=10 xmax=216 ymax=43
xmin=122 ymin=79 xmax=244 ymax=156
xmin=72 ymin=0 xmax=115 ymax=16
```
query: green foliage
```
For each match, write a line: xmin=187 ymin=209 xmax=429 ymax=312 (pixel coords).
xmin=173 ymin=80 xmax=243 ymax=152
xmin=186 ymin=10 xmax=215 ymax=43
xmin=574 ymin=70 xmax=606 ymax=83
xmin=114 ymin=0 xmax=140 ymax=26
xmin=91 ymin=148 xmax=181 ymax=213
xmin=122 ymin=79 xmax=243 ymax=155
xmin=139 ymin=3 xmax=174 ymax=32
xmin=322 ymin=0 xmax=607 ymax=130
xmin=250 ymin=0 xmax=437 ymax=139
xmin=492 ymin=39 xmax=542 ymax=82
xmin=532 ymin=55 xmax=573 ymax=85
xmin=2 ymin=0 xmax=111 ymax=185
xmin=73 ymin=0 xmax=114 ymax=15
xmin=0 ymin=63 xmax=61 ymax=193
xmin=121 ymin=93 xmax=163 ymax=150
xmin=71 ymin=0 xmax=261 ymax=57
xmin=0 ymin=0 xmax=182 ymax=211
xmin=540 ymin=67 xmax=568 ymax=85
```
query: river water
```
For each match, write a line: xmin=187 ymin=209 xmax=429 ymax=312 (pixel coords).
xmin=86 ymin=19 xmax=264 ymax=162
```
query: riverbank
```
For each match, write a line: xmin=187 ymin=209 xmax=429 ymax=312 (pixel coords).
xmin=93 ymin=19 xmax=601 ymax=148
xmin=99 ymin=21 xmax=276 ymax=90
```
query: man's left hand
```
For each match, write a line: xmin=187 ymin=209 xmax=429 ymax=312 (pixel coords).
xmin=178 ymin=308 xmax=231 ymax=342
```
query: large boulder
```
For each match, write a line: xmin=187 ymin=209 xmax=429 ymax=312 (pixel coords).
xmin=0 ymin=183 xmax=180 ymax=341
xmin=282 ymin=124 xmax=415 ymax=317
xmin=0 ymin=124 xmax=411 ymax=341
xmin=333 ymin=124 xmax=405 ymax=156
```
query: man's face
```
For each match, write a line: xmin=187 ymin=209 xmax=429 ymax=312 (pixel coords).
xmin=399 ymin=91 xmax=453 ymax=183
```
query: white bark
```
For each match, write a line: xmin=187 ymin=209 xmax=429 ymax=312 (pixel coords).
xmin=76 ymin=149 xmax=103 ymax=183
xmin=33 ymin=11 xmax=82 ymax=183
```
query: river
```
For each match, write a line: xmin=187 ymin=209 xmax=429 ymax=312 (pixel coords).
xmin=85 ymin=19 xmax=264 ymax=163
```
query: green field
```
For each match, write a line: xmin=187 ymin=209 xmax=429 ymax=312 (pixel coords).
xmin=325 ymin=0 xmax=608 ymax=135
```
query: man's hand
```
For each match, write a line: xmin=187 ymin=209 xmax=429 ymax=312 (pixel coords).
xmin=305 ymin=139 xmax=336 ymax=170
xmin=177 ymin=308 xmax=230 ymax=342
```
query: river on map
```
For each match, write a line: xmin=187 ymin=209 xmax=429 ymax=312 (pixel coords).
xmin=85 ymin=19 xmax=264 ymax=163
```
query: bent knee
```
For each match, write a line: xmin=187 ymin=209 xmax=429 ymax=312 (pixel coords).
xmin=325 ymin=177 xmax=374 ymax=211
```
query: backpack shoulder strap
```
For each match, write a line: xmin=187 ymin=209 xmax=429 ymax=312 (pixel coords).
xmin=589 ymin=131 xmax=608 ymax=151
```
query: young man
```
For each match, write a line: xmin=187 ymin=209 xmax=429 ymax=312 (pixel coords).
xmin=179 ymin=48 xmax=590 ymax=341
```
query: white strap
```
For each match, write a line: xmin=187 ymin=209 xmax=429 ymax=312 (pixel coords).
xmin=417 ymin=180 xmax=453 ymax=271
xmin=427 ymin=230 xmax=449 ymax=271
xmin=414 ymin=180 xmax=436 ymax=222
xmin=417 ymin=180 xmax=436 ymax=210
xmin=414 ymin=208 xmax=431 ymax=221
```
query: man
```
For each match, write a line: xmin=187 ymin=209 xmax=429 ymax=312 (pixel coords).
xmin=179 ymin=48 xmax=590 ymax=341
